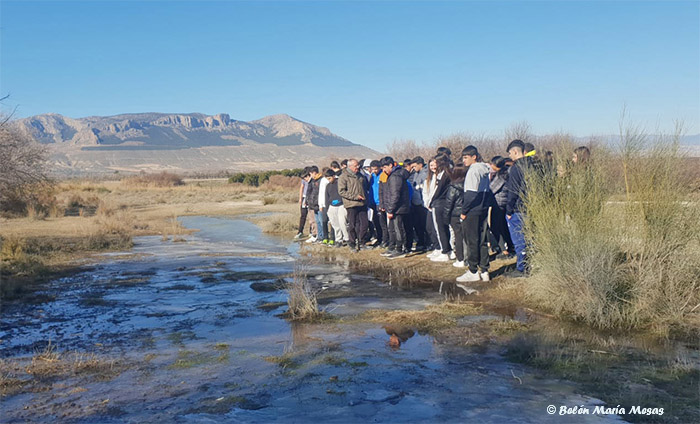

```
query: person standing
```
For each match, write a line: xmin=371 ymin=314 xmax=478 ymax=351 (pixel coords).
xmin=428 ymin=155 xmax=453 ymax=262
xmin=369 ymin=160 xmax=385 ymax=247
xmin=318 ymin=167 xmax=331 ymax=244
xmin=324 ymin=169 xmax=348 ymax=246
xmin=380 ymin=156 xmax=411 ymax=259
xmin=443 ymin=165 xmax=468 ymax=268
xmin=409 ymin=156 xmax=428 ymax=253
xmin=423 ymin=158 xmax=440 ymax=253
xmin=306 ymin=166 xmax=324 ymax=243
xmin=338 ymin=159 xmax=369 ymax=251
xmin=505 ymin=139 xmax=534 ymax=277
xmin=457 ymin=146 xmax=492 ymax=283
xmin=489 ymin=157 xmax=514 ymax=257
xmin=295 ymin=168 xmax=312 ymax=240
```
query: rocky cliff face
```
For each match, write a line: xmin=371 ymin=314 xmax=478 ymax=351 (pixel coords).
xmin=15 ymin=112 xmax=356 ymax=148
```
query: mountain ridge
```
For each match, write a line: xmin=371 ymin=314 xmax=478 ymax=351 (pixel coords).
xmin=15 ymin=112 xmax=355 ymax=148
xmin=13 ymin=112 xmax=380 ymax=175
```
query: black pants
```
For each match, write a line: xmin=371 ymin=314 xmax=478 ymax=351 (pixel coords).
xmin=346 ymin=206 xmax=368 ymax=246
xmin=298 ymin=205 xmax=308 ymax=234
xmin=370 ymin=206 xmax=383 ymax=244
xmin=449 ymin=216 xmax=466 ymax=262
xmin=461 ymin=210 xmax=490 ymax=273
xmin=426 ymin=209 xmax=439 ymax=251
xmin=411 ymin=205 xmax=427 ymax=250
xmin=388 ymin=213 xmax=408 ymax=253
xmin=490 ymin=206 xmax=513 ymax=253
xmin=403 ymin=212 xmax=414 ymax=251
xmin=321 ymin=209 xmax=333 ymax=241
xmin=378 ymin=210 xmax=389 ymax=246
xmin=432 ymin=200 xmax=452 ymax=254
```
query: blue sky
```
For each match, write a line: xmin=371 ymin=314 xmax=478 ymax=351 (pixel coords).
xmin=1 ymin=0 xmax=698 ymax=150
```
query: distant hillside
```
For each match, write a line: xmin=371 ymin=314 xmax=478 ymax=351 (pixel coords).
xmin=14 ymin=112 xmax=380 ymax=175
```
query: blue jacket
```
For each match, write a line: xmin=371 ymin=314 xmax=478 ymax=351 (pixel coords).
xmin=369 ymin=172 xmax=380 ymax=207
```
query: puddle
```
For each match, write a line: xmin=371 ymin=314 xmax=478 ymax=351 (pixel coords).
xmin=0 ymin=216 xmax=622 ymax=422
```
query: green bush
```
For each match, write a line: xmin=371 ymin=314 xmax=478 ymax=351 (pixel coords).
xmin=228 ymin=168 xmax=304 ymax=187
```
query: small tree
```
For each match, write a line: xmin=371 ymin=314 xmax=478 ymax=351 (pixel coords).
xmin=504 ymin=120 xmax=534 ymax=144
xmin=0 ymin=111 xmax=49 ymax=212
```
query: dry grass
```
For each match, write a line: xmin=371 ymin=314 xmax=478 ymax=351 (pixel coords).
xmin=362 ymin=302 xmax=482 ymax=333
xmin=254 ymin=212 xmax=298 ymax=234
xmin=0 ymin=342 xmax=123 ymax=397
xmin=262 ymin=191 xmax=298 ymax=205
xmin=286 ymin=263 xmax=320 ymax=321
xmin=160 ymin=215 xmax=189 ymax=242
xmin=122 ymin=171 xmax=184 ymax=187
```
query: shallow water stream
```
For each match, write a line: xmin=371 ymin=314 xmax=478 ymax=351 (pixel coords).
xmin=0 ymin=216 xmax=623 ymax=423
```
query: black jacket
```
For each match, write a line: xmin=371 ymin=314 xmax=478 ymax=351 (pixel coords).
xmin=442 ymin=182 xmax=464 ymax=222
xmin=307 ymin=176 xmax=322 ymax=211
xmin=490 ymin=169 xmax=509 ymax=209
xmin=505 ymin=156 xmax=535 ymax=215
xmin=325 ymin=180 xmax=343 ymax=207
xmin=429 ymin=171 xmax=451 ymax=207
xmin=385 ymin=166 xmax=411 ymax=215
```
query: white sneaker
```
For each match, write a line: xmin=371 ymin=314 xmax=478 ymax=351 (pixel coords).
xmin=449 ymin=251 xmax=456 ymax=260
xmin=480 ymin=271 xmax=490 ymax=281
xmin=452 ymin=260 xmax=466 ymax=268
xmin=456 ymin=269 xmax=481 ymax=283
xmin=305 ymin=236 xmax=317 ymax=244
xmin=427 ymin=249 xmax=441 ymax=259
xmin=430 ymin=253 xmax=450 ymax=262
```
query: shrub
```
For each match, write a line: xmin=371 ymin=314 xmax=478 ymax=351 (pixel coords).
xmin=256 ymin=213 xmax=297 ymax=233
xmin=0 ymin=236 xmax=27 ymax=262
xmin=523 ymin=127 xmax=700 ymax=336
xmin=0 ymin=182 xmax=58 ymax=218
xmin=262 ymin=195 xmax=278 ymax=205
xmin=242 ymin=174 xmax=259 ymax=187
xmin=228 ymin=169 xmax=304 ymax=187
xmin=123 ymin=172 xmax=184 ymax=187
xmin=286 ymin=263 xmax=319 ymax=321
xmin=64 ymin=193 xmax=100 ymax=216
xmin=265 ymin=175 xmax=300 ymax=190
xmin=89 ymin=210 xmax=134 ymax=250
xmin=0 ymin=116 xmax=48 ymax=212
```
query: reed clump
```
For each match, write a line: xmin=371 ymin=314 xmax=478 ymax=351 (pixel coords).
xmin=523 ymin=125 xmax=700 ymax=336
xmin=286 ymin=263 xmax=320 ymax=321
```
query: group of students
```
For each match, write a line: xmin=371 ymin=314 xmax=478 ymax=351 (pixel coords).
xmin=295 ymin=140 xmax=591 ymax=283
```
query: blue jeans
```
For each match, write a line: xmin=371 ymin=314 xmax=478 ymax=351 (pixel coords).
xmin=507 ymin=213 xmax=527 ymax=272
xmin=315 ymin=210 xmax=325 ymax=240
